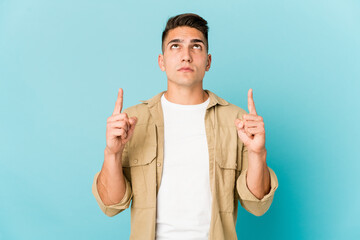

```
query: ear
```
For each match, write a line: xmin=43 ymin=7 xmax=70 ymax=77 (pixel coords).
xmin=158 ymin=54 xmax=166 ymax=71
xmin=205 ymin=54 xmax=212 ymax=71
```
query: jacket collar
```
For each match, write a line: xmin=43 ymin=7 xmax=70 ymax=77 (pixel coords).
xmin=139 ymin=89 xmax=229 ymax=109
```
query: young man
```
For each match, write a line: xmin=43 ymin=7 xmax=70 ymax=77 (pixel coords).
xmin=92 ymin=13 xmax=278 ymax=240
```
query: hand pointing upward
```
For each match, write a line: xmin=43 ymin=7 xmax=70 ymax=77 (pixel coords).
xmin=105 ymin=88 xmax=138 ymax=154
xmin=235 ymin=89 xmax=266 ymax=154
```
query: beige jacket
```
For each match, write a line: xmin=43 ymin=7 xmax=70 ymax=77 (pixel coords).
xmin=92 ymin=89 xmax=278 ymax=240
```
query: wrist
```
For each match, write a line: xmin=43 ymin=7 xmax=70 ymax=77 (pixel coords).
xmin=248 ymin=148 xmax=267 ymax=165
xmin=104 ymin=147 xmax=123 ymax=161
xmin=248 ymin=148 xmax=267 ymax=158
xmin=105 ymin=145 xmax=124 ymax=154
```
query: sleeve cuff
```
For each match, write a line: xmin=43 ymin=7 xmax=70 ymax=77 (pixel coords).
xmin=237 ymin=167 xmax=278 ymax=202
xmin=92 ymin=172 xmax=132 ymax=217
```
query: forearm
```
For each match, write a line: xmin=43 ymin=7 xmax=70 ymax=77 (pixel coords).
xmin=97 ymin=148 xmax=126 ymax=205
xmin=246 ymin=150 xmax=271 ymax=200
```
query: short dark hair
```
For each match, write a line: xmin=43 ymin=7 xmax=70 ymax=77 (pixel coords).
xmin=161 ymin=13 xmax=209 ymax=53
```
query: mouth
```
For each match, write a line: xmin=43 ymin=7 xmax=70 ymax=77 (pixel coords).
xmin=178 ymin=67 xmax=194 ymax=72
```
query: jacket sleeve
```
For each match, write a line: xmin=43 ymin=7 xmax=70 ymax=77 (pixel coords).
xmin=92 ymin=171 xmax=133 ymax=217
xmin=236 ymin=144 xmax=279 ymax=216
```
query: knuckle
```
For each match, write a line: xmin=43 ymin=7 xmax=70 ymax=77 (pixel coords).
xmin=121 ymin=119 xmax=129 ymax=127
xmin=121 ymin=122 xmax=128 ymax=130
xmin=121 ymin=129 xmax=127 ymax=136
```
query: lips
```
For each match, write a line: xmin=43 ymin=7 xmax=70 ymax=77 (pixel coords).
xmin=178 ymin=67 xmax=194 ymax=72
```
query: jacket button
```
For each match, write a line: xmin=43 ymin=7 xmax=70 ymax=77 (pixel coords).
xmin=134 ymin=159 xmax=138 ymax=164
xmin=157 ymin=162 xmax=161 ymax=167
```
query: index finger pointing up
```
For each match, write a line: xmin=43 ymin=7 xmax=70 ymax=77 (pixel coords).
xmin=112 ymin=88 xmax=124 ymax=115
xmin=248 ymin=88 xmax=257 ymax=115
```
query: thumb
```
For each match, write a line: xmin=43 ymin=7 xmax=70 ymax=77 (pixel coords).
xmin=125 ymin=117 xmax=137 ymax=141
xmin=235 ymin=119 xmax=243 ymax=129
xmin=235 ymin=119 xmax=251 ymax=146
xmin=129 ymin=116 xmax=137 ymax=125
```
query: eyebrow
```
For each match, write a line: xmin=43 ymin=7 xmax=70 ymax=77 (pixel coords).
xmin=167 ymin=38 xmax=205 ymax=47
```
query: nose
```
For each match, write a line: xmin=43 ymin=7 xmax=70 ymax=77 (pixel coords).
xmin=181 ymin=47 xmax=192 ymax=63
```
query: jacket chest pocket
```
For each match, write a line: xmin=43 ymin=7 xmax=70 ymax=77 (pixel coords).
xmin=214 ymin=126 xmax=240 ymax=213
xmin=122 ymin=124 xmax=157 ymax=208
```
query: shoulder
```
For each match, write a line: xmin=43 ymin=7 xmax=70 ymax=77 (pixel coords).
xmin=209 ymin=90 xmax=248 ymax=118
xmin=122 ymin=102 xmax=148 ymax=115
xmin=221 ymin=101 xmax=247 ymax=115
xmin=215 ymin=101 xmax=247 ymax=127
xmin=122 ymin=103 xmax=152 ymax=125
xmin=121 ymin=91 xmax=165 ymax=122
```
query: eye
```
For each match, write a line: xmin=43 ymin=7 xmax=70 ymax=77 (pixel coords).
xmin=170 ymin=44 xmax=179 ymax=49
xmin=193 ymin=44 xmax=202 ymax=49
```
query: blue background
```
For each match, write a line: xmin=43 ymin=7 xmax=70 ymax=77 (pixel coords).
xmin=1 ymin=0 xmax=359 ymax=239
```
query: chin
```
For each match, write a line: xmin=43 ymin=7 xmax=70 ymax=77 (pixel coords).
xmin=170 ymin=77 xmax=201 ymax=87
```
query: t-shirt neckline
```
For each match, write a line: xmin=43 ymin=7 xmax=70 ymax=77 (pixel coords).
xmin=161 ymin=93 xmax=210 ymax=110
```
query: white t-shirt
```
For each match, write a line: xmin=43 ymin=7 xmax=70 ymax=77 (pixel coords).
xmin=156 ymin=93 xmax=212 ymax=240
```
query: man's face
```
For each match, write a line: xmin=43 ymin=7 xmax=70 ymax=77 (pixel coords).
xmin=158 ymin=26 xmax=211 ymax=88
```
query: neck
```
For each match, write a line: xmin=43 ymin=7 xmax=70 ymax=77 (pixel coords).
xmin=164 ymin=85 xmax=209 ymax=105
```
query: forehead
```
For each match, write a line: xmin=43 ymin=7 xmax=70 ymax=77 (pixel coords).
xmin=165 ymin=26 xmax=205 ymax=43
